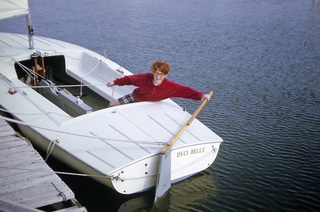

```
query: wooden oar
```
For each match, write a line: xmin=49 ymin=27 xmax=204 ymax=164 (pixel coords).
xmin=154 ymin=91 xmax=213 ymax=202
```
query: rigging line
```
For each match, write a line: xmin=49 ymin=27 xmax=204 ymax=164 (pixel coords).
xmin=2 ymin=52 xmax=43 ymax=82
xmin=1 ymin=45 xmax=97 ymax=64
xmin=12 ymin=83 xmax=107 ymax=89
xmin=1 ymin=74 xmax=62 ymax=126
xmin=51 ymin=50 xmax=101 ymax=61
xmin=0 ymin=108 xmax=70 ymax=118
xmin=14 ymin=57 xmax=45 ymax=80
xmin=79 ymin=58 xmax=101 ymax=96
xmin=16 ymin=61 xmax=36 ymax=81
xmin=90 ymin=0 xmax=108 ymax=58
xmin=0 ymin=115 xmax=165 ymax=146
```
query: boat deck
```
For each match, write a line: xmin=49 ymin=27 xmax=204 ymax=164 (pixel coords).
xmin=0 ymin=118 xmax=87 ymax=212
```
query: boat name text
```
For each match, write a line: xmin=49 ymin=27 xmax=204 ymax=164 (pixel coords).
xmin=177 ymin=147 xmax=205 ymax=157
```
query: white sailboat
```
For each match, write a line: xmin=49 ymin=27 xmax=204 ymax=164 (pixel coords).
xmin=0 ymin=0 xmax=223 ymax=197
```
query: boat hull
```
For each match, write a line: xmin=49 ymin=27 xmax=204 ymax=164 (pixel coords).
xmin=17 ymin=121 xmax=220 ymax=195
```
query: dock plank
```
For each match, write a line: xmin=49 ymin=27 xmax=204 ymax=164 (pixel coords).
xmin=0 ymin=119 xmax=86 ymax=211
xmin=0 ymin=130 xmax=15 ymax=137
xmin=0 ymin=136 xmax=23 ymax=144
xmin=1 ymin=171 xmax=55 ymax=191
xmin=0 ymin=164 xmax=49 ymax=178
xmin=5 ymin=182 xmax=74 ymax=208
xmin=0 ymin=143 xmax=36 ymax=155
xmin=0 ymin=198 xmax=41 ymax=212
xmin=0 ymin=150 xmax=36 ymax=163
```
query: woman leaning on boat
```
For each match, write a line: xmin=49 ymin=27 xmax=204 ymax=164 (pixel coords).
xmin=106 ymin=59 xmax=211 ymax=107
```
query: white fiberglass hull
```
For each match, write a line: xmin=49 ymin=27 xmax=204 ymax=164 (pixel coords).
xmin=16 ymin=116 xmax=221 ymax=194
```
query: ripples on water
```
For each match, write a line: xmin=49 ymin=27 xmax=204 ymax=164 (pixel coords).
xmin=1 ymin=0 xmax=320 ymax=211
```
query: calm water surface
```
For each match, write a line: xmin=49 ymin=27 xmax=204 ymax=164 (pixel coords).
xmin=1 ymin=0 xmax=320 ymax=211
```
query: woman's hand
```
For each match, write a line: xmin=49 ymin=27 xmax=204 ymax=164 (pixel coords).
xmin=201 ymin=94 xmax=211 ymax=101
xmin=106 ymin=81 xmax=115 ymax=87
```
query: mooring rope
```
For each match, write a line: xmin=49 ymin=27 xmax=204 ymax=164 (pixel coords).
xmin=0 ymin=147 xmax=218 ymax=181
xmin=45 ymin=139 xmax=59 ymax=162
xmin=51 ymin=182 xmax=67 ymax=202
xmin=0 ymin=166 xmax=112 ymax=179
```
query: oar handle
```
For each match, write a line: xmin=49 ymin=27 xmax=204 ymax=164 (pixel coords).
xmin=161 ymin=91 xmax=213 ymax=154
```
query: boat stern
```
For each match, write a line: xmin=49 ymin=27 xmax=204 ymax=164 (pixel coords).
xmin=109 ymin=141 xmax=221 ymax=195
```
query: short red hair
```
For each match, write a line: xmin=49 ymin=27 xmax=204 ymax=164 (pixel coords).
xmin=151 ymin=59 xmax=170 ymax=75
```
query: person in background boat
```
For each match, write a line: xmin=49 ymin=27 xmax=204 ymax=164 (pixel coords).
xmin=106 ymin=59 xmax=211 ymax=107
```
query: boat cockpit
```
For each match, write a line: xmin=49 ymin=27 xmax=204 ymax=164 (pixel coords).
xmin=14 ymin=52 xmax=111 ymax=117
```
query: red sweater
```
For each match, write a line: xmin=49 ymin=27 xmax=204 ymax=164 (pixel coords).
xmin=114 ymin=73 xmax=203 ymax=102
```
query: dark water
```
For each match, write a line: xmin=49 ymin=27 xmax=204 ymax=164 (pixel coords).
xmin=1 ymin=0 xmax=320 ymax=211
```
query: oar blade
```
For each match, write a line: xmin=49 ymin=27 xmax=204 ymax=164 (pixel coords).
xmin=154 ymin=91 xmax=213 ymax=203
xmin=154 ymin=146 xmax=171 ymax=202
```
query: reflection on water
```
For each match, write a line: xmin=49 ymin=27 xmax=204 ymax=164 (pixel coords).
xmin=119 ymin=171 xmax=217 ymax=212
xmin=45 ymin=154 xmax=217 ymax=211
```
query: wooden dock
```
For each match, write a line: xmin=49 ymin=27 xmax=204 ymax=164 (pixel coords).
xmin=0 ymin=118 xmax=87 ymax=212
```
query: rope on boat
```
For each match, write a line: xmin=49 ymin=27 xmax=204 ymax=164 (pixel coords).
xmin=1 ymin=45 xmax=118 ymax=98
xmin=0 ymin=147 xmax=218 ymax=181
xmin=79 ymin=59 xmax=101 ymax=97
xmin=14 ymin=58 xmax=46 ymax=84
xmin=0 ymin=115 xmax=165 ymax=146
xmin=0 ymin=108 xmax=70 ymax=118
xmin=0 ymin=166 xmax=112 ymax=179
xmin=15 ymin=131 xmax=33 ymax=146
xmin=45 ymin=139 xmax=59 ymax=162
xmin=12 ymin=83 xmax=107 ymax=89
xmin=7 ymin=57 xmax=111 ymax=92
xmin=89 ymin=0 xmax=108 ymax=58
xmin=51 ymin=182 xmax=67 ymax=202
xmin=108 ymin=86 xmax=115 ymax=107
xmin=2 ymin=49 xmax=109 ymax=88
